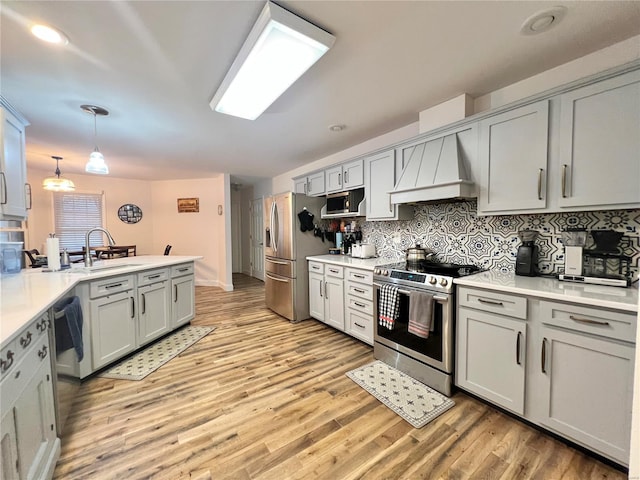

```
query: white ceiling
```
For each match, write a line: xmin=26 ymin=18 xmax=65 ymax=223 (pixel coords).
xmin=2 ymin=1 xmax=639 ymax=185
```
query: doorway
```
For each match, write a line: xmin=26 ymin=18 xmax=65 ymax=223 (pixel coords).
xmin=250 ymin=197 xmax=264 ymax=281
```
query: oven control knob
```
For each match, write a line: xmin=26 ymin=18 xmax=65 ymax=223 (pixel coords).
xmin=428 ymin=276 xmax=437 ymax=285
xmin=440 ymin=278 xmax=448 ymax=287
xmin=374 ymin=268 xmax=379 ymax=275
xmin=383 ymin=269 xmax=389 ymax=276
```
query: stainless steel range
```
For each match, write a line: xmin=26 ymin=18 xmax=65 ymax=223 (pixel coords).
xmin=373 ymin=261 xmax=480 ymax=396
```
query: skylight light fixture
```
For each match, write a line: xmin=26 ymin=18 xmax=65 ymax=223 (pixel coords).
xmin=210 ymin=1 xmax=335 ymax=120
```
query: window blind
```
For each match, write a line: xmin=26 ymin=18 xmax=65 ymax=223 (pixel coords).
xmin=53 ymin=192 xmax=104 ymax=250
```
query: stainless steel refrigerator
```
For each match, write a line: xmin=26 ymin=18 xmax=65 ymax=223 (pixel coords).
xmin=264 ymin=192 xmax=326 ymax=322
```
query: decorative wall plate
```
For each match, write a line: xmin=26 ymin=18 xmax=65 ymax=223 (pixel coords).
xmin=118 ymin=204 xmax=143 ymax=224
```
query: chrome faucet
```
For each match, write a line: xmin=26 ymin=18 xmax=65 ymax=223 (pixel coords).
xmin=84 ymin=227 xmax=116 ymax=267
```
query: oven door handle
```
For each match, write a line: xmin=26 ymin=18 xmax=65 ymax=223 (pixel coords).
xmin=373 ymin=283 xmax=448 ymax=302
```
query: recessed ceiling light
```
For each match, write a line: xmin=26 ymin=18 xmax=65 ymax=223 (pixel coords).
xmin=329 ymin=124 xmax=346 ymax=132
xmin=520 ymin=6 xmax=567 ymax=35
xmin=31 ymin=24 xmax=69 ymax=45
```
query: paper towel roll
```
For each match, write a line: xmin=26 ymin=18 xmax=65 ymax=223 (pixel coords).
xmin=47 ymin=237 xmax=61 ymax=271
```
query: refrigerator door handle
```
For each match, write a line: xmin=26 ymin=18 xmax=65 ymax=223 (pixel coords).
xmin=271 ymin=201 xmax=278 ymax=253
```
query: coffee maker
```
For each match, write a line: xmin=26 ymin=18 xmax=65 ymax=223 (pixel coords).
xmin=561 ymin=229 xmax=587 ymax=276
xmin=515 ymin=230 xmax=539 ymax=276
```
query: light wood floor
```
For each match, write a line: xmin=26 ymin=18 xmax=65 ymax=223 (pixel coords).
xmin=53 ymin=274 xmax=626 ymax=480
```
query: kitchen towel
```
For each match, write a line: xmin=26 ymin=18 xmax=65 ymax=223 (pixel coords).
xmin=46 ymin=237 xmax=61 ymax=271
xmin=378 ymin=284 xmax=400 ymax=330
xmin=54 ymin=296 xmax=84 ymax=361
xmin=408 ymin=291 xmax=434 ymax=339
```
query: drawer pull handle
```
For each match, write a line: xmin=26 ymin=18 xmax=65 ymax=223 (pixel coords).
xmin=478 ymin=298 xmax=504 ymax=306
xmin=569 ymin=315 xmax=609 ymax=326
xmin=329 ymin=268 xmax=339 ymax=273
xmin=178 ymin=268 xmax=189 ymax=272
xmin=354 ymin=322 xmax=365 ymax=329
xmin=36 ymin=319 xmax=47 ymax=332
xmin=142 ymin=293 xmax=146 ymax=314
xmin=312 ymin=265 xmax=320 ymax=270
xmin=174 ymin=285 xmax=178 ymax=302
xmin=0 ymin=351 xmax=14 ymax=372
xmin=516 ymin=332 xmax=522 ymax=365
xmin=353 ymin=288 xmax=365 ymax=294
xmin=131 ymin=297 xmax=135 ymax=318
xmin=148 ymin=274 xmax=161 ymax=280
xmin=353 ymin=274 xmax=365 ymax=279
xmin=541 ymin=338 xmax=547 ymax=374
xmin=354 ymin=301 xmax=365 ymax=308
xmin=106 ymin=283 xmax=123 ymax=289
xmin=38 ymin=345 xmax=48 ymax=360
xmin=20 ymin=331 xmax=33 ymax=349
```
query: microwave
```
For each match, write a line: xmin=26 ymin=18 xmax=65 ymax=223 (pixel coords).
xmin=325 ymin=188 xmax=365 ymax=215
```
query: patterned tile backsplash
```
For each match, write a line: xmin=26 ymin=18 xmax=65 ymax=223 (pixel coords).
xmin=361 ymin=200 xmax=640 ymax=277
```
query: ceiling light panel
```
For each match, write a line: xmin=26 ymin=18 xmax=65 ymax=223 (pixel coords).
xmin=210 ymin=1 xmax=335 ymax=120
xmin=31 ymin=24 xmax=69 ymax=45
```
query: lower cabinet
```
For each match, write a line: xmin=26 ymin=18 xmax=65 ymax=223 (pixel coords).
xmin=456 ymin=307 xmax=526 ymax=415
xmin=138 ymin=281 xmax=170 ymax=346
xmin=1 ymin=314 xmax=59 ymax=480
xmin=455 ymin=286 xmax=635 ymax=466
xmin=344 ymin=268 xmax=374 ymax=345
xmin=171 ymin=263 xmax=195 ymax=328
xmin=90 ymin=290 xmax=136 ymax=370
xmin=308 ymin=261 xmax=345 ymax=331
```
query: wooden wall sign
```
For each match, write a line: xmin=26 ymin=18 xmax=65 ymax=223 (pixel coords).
xmin=177 ymin=198 xmax=199 ymax=213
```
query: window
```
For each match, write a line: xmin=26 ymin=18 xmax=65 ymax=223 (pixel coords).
xmin=53 ymin=192 xmax=104 ymax=250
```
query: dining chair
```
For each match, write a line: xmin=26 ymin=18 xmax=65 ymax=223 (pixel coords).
xmin=164 ymin=245 xmax=172 ymax=255
xmin=23 ymin=249 xmax=43 ymax=268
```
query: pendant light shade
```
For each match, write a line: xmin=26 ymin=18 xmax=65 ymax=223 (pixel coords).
xmin=43 ymin=156 xmax=75 ymax=191
xmin=82 ymin=104 xmax=109 ymax=174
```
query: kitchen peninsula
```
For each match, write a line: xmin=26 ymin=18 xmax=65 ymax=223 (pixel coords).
xmin=0 ymin=255 xmax=199 ymax=479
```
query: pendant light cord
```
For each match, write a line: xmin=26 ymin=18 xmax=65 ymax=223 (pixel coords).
xmin=93 ymin=111 xmax=99 ymax=151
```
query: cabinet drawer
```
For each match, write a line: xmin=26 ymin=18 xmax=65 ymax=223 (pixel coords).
xmin=346 ymin=268 xmax=373 ymax=284
xmin=347 ymin=296 xmax=373 ymax=315
xmin=308 ymin=261 xmax=324 ymax=274
xmin=346 ymin=282 xmax=373 ymax=301
xmin=458 ymin=287 xmax=527 ymax=319
xmin=1 ymin=338 xmax=18 ymax=380
xmin=347 ymin=309 xmax=373 ymax=345
xmin=137 ymin=268 xmax=169 ymax=286
xmin=171 ymin=263 xmax=194 ymax=277
xmin=89 ymin=274 xmax=134 ymax=298
xmin=0 ymin=314 xmax=49 ymax=379
xmin=325 ymin=265 xmax=343 ymax=279
xmin=0 ymin=335 xmax=50 ymax=407
xmin=540 ymin=301 xmax=636 ymax=343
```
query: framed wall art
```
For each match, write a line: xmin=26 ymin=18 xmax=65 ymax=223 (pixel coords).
xmin=118 ymin=204 xmax=143 ymax=224
xmin=177 ymin=198 xmax=199 ymax=213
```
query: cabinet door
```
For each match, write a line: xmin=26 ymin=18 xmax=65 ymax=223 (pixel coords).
xmin=308 ymin=271 xmax=324 ymax=321
xmin=346 ymin=308 xmax=373 ymax=345
xmin=138 ymin=282 xmax=171 ymax=346
xmin=456 ymin=307 xmax=526 ymax=415
xmin=0 ymin=108 xmax=27 ymax=220
xmin=293 ymin=178 xmax=307 ymax=195
xmin=325 ymin=165 xmax=343 ymax=193
xmin=365 ymin=149 xmax=397 ymax=220
xmin=478 ymin=100 xmax=549 ymax=214
xmin=558 ymin=70 xmax=640 ymax=209
xmin=539 ymin=326 xmax=634 ymax=463
xmin=14 ymin=354 xmax=56 ymax=480
xmin=323 ymin=277 xmax=344 ymax=331
xmin=1 ymin=408 xmax=19 ymax=480
xmin=343 ymin=159 xmax=364 ymax=189
xmin=90 ymin=291 xmax=136 ymax=369
xmin=172 ymin=275 xmax=195 ymax=327
xmin=306 ymin=171 xmax=325 ymax=196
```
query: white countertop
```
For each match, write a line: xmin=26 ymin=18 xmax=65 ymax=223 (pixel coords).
xmin=306 ymin=254 xmax=393 ymax=270
xmin=455 ymin=271 xmax=638 ymax=313
xmin=0 ymin=255 xmax=201 ymax=347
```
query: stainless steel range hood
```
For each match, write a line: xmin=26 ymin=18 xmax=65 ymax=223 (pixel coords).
xmin=390 ymin=133 xmax=475 ymax=204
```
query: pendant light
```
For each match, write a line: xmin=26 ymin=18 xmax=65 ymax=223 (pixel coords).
xmin=81 ymin=104 xmax=109 ymax=174
xmin=43 ymin=156 xmax=75 ymax=191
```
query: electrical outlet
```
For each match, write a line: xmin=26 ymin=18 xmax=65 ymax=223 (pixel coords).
xmin=393 ymin=233 xmax=401 ymax=245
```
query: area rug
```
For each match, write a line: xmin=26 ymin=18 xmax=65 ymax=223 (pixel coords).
xmin=98 ymin=325 xmax=214 ymax=381
xmin=346 ymin=360 xmax=455 ymax=428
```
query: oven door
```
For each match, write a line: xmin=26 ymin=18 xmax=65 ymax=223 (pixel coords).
xmin=373 ymin=282 xmax=453 ymax=374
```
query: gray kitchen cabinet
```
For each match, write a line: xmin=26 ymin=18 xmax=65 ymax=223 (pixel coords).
xmin=89 ymin=276 xmax=137 ymax=370
xmin=365 ymin=149 xmax=411 ymax=221
xmin=557 ymin=69 xmax=640 ymax=209
xmin=478 ymin=100 xmax=549 ymax=214
xmin=0 ymin=313 xmax=59 ymax=480
xmin=294 ymin=171 xmax=325 ymax=196
xmin=456 ymin=288 xmax=527 ymax=415
xmin=308 ymin=261 xmax=345 ymax=331
xmin=0 ymin=102 xmax=29 ymax=221
xmin=536 ymin=301 xmax=635 ymax=464
xmin=137 ymin=268 xmax=171 ymax=346
xmin=171 ymin=263 xmax=195 ymax=327
xmin=326 ymin=159 xmax=364 ymax=193
xmin=344 ymin=267 xmax=374 ymax=345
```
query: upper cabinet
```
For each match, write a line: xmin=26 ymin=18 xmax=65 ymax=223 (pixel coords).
xmin=364 ymin=149 xmax=411 ymax=221
xmin=557 ymin=69 xmax=640 ymax=210
xmin=294 ymin=170 xmax=325 ymax=197
xmin=326 ymin=158 xmax=364 ymax=193
xmin=0 ymin=101 xmax=30 ymax=221
xmin=478 ymin=100 xmax=549 ymax=214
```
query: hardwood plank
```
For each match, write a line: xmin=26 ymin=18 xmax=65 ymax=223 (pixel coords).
xmin=52 ymin=275 xmax=628 ymax=480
